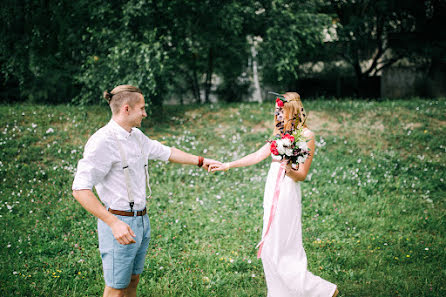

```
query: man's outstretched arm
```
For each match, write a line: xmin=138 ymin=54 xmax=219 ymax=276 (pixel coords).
xmin=168 ymin=147 xmax=221 ymax=170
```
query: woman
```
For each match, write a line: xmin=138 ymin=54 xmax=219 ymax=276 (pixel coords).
xmin=210 ymin=92 xmax=338 ymax=297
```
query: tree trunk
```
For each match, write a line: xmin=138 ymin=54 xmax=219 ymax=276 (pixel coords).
xmin=192 ymin=54 xmax=201 ymax=103
xmin=352 ymin=54 xmax=364 ymax=97
xmin=204 ymin=48 xmax=213 ymax=103
xmin=250 ymin=40 xmax=262 ymax=103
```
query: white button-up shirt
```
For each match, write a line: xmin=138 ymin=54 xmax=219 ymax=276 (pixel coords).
xmin=72 ymin=119 xmax=171 ymax=210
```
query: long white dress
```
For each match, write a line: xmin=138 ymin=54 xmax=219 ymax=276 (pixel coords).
xmin=260 ymin=158 xmax=337 ymax=297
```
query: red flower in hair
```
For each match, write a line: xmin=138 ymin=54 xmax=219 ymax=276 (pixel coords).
xmin=276 ymin=98 xmax=284 ymax=107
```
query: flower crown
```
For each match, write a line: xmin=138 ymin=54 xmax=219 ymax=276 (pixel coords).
xmin=269 ymin=91 xmax=299 ymax=107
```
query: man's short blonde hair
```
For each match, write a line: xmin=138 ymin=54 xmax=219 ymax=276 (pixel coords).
xmin=103 ymin=85 xmax=143 ymax=114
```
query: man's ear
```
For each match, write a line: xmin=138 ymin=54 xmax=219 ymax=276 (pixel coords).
xmin=122 ymin=104 xmax=130 ymax=114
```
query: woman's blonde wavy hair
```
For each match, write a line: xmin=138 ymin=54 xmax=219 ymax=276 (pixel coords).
xmin=273 ymin=92 xmax=308 ymax=136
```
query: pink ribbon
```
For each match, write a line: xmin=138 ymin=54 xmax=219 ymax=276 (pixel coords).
xmin=257 ymin=160 xmax=287 ymax=258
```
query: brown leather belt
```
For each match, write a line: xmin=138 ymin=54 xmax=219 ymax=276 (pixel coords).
xmin=108 ymin=208 xmax=147 ymax=217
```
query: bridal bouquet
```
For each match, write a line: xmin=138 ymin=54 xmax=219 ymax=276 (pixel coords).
xmin=269 ymin=128 xmax=311 ymax=166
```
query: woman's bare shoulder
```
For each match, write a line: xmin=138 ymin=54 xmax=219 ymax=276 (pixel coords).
xmin=302 ymin=128 xmax=315 ymax=139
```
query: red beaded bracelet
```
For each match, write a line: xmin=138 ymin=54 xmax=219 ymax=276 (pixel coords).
xmin=197 ymin=156 xmax=204 ymax=167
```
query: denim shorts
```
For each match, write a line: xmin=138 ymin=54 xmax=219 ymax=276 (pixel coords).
xmin=98 ymin=211 xmax=151 ymax=289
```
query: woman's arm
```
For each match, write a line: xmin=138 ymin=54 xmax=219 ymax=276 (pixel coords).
xmin=210 ymin=142 xmax=271 ymax=172
xmin=285 ymin=129 xmax=315 ymax=182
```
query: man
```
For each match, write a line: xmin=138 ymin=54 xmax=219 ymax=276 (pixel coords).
xmin=72 ymin=85 xmax=219 ymax=297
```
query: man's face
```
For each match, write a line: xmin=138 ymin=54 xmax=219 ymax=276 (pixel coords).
xmin=127 ymin=94 xmax=147 ymax=128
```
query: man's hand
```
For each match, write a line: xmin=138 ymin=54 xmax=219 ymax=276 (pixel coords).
xmin=202 ymin=158 xmax=221 ymax=170
xmin=110 ymin=219 xmax=136 ymax=245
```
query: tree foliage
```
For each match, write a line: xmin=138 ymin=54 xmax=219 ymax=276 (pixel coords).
xmin=258 ymin=0 xmax=331 ymax=89
xmin=1 ymin=0 xmax=442 ymax=104
xmin=0 ymin=1 xmax=94 ymax=103
xmin=72 ymin=1 xmax=169 ymax=107
xmin=320 ymin=0 xmax=446 ymax=94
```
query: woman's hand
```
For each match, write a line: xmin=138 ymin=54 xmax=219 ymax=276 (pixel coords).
xmin=284 ymin=162 xmax=299 ymax=182
xmin=202 ymin=158 xmax=222 ymax=170
xmin=209 ymin=163 xmax=230 ymax=172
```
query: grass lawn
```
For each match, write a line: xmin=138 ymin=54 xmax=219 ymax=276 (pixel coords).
xmin=0 ymin=98 xmax=445 ymax=296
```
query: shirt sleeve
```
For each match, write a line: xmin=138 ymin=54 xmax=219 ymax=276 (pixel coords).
xmin=145 ymin=135 xmax=171 ymax=161
xmin=72 ymin=134 xmax=114 ymax=190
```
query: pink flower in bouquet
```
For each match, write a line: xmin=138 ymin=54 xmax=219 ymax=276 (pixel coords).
xmin=282 ymin=134 xmax=294 ymax=143
xmin=270 ymin=140 xmax=279 ymax=155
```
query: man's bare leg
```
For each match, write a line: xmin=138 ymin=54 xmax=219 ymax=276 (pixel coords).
xmin=103 ymin=286 xmax=125 ymax=297
xmin=124 ymin=274 xmax=140 ymax=297
xmin=103 ymin=275 xmax=139 ymax=297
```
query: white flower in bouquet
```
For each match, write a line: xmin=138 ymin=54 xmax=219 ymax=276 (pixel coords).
xmin=297 ymin=141 xmax=308 ymax=151
xmin=276 ymin=141 xmax=286 ymax=155
xmin=285 ymin=148 xmax=293 ymax=157
xmin=282 ymin=138 xmax=291 ymax=147
xmin=269 ymin=130 xmax=311 ymax=165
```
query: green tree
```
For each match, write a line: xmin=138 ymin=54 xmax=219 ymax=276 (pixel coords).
xmin=0 ymin=0 xmax=95 ymax=103
xmin=154 ymin=0 xmax=256 ymax=103
xmin=72 ymin=0 xmax=169 ymax=108
xmin=321 ymin=0 xmax=445 ymax=95
xmin=257 ymin=0 xmax=332 ymax=90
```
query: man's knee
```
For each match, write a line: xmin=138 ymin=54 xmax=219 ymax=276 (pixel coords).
xmin=104 ymin=286 xmax=126 ymax=297
xmin=128 ymin=274 xmax=140 ymax=288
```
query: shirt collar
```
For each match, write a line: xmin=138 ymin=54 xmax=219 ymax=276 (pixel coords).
xmin=108 ymin=119 xmax=134 ymax=139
